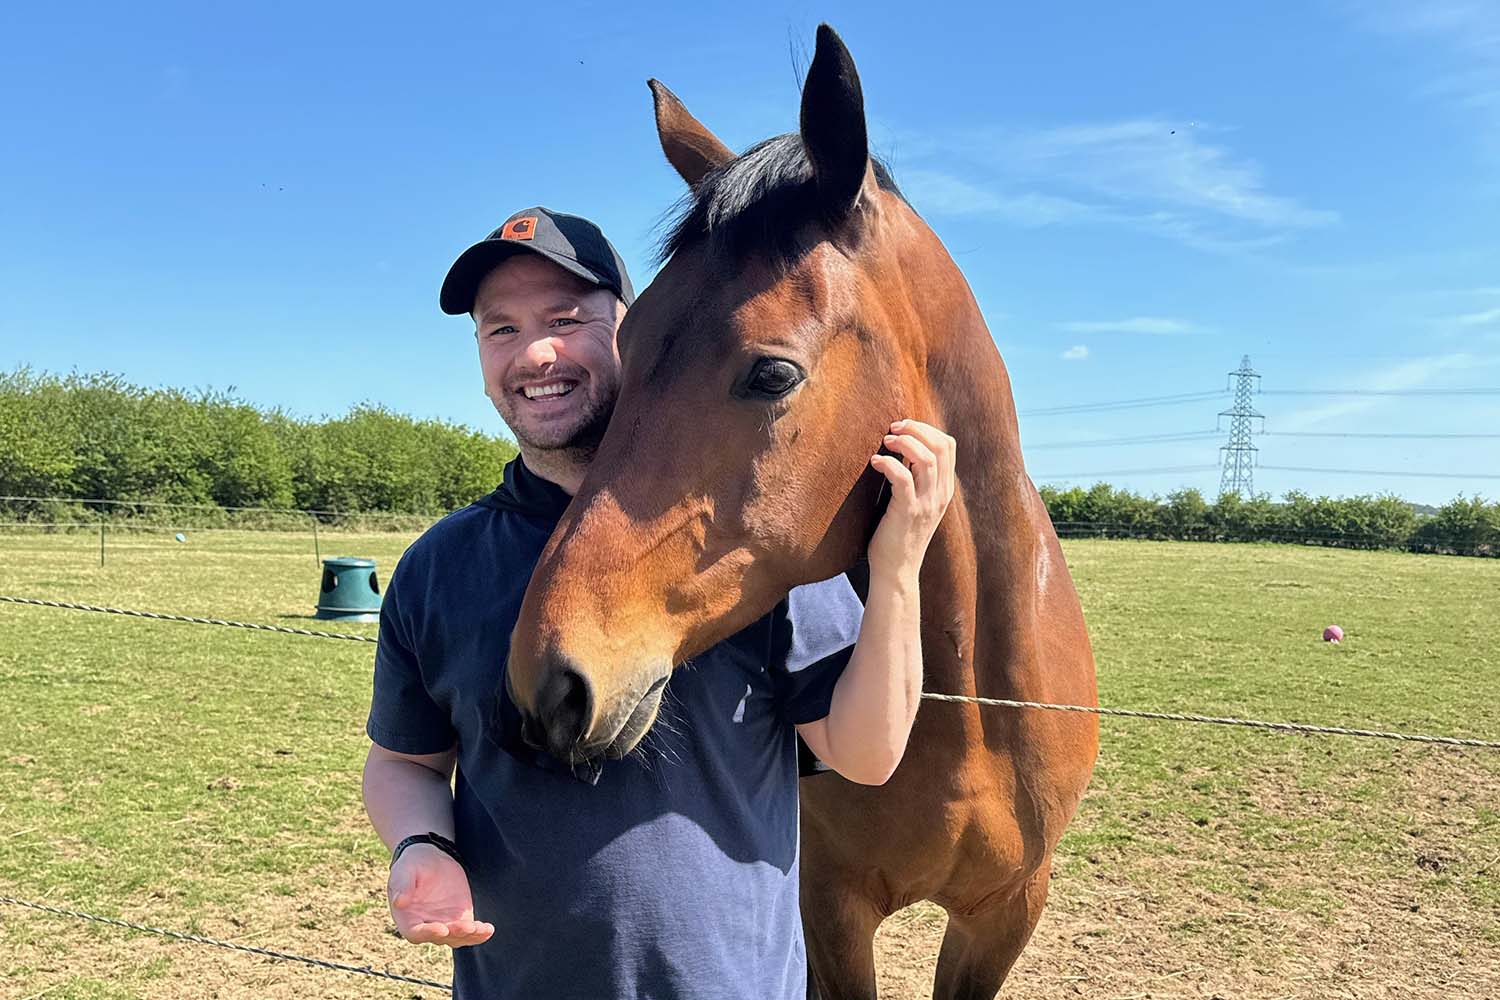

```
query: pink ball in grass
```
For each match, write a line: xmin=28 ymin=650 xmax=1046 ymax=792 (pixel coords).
xmin=1323 ymin=625 xmax=1344 ymax=643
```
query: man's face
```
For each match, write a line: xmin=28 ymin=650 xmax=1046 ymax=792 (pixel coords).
xmin=472 ymin=255 xmax=624 ymax=452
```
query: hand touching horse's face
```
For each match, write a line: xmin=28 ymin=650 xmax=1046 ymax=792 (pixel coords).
xmin=507 ymin=30 xmax=915 ymax=762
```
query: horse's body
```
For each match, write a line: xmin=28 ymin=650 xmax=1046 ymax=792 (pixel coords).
xmin=793 ymin=207 xmax=1099 ymax=999
xmin=507 ymin=26 xmax=1098 ymax=999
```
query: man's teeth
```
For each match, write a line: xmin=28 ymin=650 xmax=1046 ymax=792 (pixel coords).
xmin=523 ymin=382 xmax=575 ymax=400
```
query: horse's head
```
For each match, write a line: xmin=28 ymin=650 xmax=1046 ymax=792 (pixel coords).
xmin=508 ymin=25 xmax=949 ymax=762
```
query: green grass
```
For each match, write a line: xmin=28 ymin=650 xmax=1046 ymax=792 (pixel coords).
xmin=2 ymin=531 xmax=1498 ymax=996
xmin=1058 ymin=541 xmax=1500 ymax=929
xmin=1 ymin=530 xmax=411 ymax=914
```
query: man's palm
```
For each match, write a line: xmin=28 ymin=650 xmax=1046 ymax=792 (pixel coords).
xmin=388 ymin=846 xmax=494 ymax=948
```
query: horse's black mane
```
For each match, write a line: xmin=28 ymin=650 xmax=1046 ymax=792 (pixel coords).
xmin=657 ymin=133 xmax=904 ymax=266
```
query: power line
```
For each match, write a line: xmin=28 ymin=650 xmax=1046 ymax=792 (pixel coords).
xmin=1258 ymin=465 xmax=1500 ymax=481
xmin=1033 ymin=463 xmax=1500 ymax=483
xmin=1025 ymin=426 xmax=1500 ymax=449
xmin=1019 ymin=390 xmax=1226 ymax=417
xmin=1026 ymin=431 xmax=1221 ymax=450
xmin=1260 ymin=431 xmax=1500 ymax=440
xmin=1259 ymin=388 xmax=1500 ymax=397
xmin=1021 ymin=383 xmax=1500 ymax=418
xmin=1033 ymin=464 xmax=1220 ymax=480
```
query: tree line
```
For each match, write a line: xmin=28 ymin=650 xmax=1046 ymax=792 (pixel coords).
xmin=1039 ymin=482 xmax=1499 ymax=556
xmin=2 ymin=368 xmax=1495 ymax=554
xmin=0 ymin=368 xmax=516 ymax=519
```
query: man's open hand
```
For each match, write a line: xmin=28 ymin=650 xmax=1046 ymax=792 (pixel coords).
xmin=388 ymin=843 xmax=494 ymax=948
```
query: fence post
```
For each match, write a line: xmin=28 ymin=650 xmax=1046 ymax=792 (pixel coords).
xmin=311 ymin=515 xmax=321 ymax=566
xmin=99 ymin=524 xmax=105 ymax=567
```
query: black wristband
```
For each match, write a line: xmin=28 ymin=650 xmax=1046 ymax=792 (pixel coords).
xmin=392 ymin=832 xmax=465 ymax=869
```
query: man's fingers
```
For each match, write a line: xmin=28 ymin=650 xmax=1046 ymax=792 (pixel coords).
xmin=404 ymin=920 xmax=494 ymax=948
xmin=444 ymin=919 xmax=486 ymax=937
xmin=404 ymin=921 xmax=452 ymax=943
xmin=446 ymin=923 xmax=496 ymax=948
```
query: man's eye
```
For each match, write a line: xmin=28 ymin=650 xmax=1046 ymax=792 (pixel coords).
xmin=551 ymin=318 xmax=579 ymax=328
xmin=489 ymin=326 xmax=517 ymax=337
xmin=742 ymin=359 xmax=805 ymax=400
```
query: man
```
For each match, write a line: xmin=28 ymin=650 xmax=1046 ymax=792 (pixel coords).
xmin=362 ymin=207 xmax=955 ymax=999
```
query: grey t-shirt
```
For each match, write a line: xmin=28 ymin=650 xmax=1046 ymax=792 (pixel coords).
xmin=366 ymin=457 xmax=863 ymax=999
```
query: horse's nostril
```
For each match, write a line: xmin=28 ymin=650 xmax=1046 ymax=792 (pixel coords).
xmin=536 ymin=665 xmax=594 ymax=756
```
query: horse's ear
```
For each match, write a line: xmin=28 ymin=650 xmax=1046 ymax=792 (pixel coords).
xmin=799 ymin=24 xmax=869 ymax=218
xmin=649 ymin=79 xmax=734 ymax=188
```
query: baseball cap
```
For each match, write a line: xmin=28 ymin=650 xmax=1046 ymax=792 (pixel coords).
xmin=440 ymin=206 xmax=636 ymax=316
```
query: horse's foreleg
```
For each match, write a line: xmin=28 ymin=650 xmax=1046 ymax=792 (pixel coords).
xmin=801 ymin=875 xmax=883 ymax=1000
xmin=931 ymin=859 xmax=1052 ymax=1000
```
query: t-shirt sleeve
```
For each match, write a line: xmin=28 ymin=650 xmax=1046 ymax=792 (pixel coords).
xmin=770 ymin=573 xmax=865 ymax=726
xmin=365 ymin=569 xmax=456 ymax=755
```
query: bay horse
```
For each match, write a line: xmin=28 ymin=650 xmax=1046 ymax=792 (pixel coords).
xmin=507 ymin=24 xmax=1099 ymax=1000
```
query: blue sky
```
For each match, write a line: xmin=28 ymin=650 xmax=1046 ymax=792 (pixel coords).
xmin=2 ymin=1 xmax=1498 ymax=504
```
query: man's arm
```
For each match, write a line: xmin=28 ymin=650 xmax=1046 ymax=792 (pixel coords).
xmin=362 ymin=742 xmax=494 ymax=948
xmin=362 ymin=742 xmax=458 ymax=848
xmin=797 ymin=419 xmax=956 ymax=785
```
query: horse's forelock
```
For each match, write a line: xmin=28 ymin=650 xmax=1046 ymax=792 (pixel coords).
xmin=655 ymin=134 xmax=903 ymax=267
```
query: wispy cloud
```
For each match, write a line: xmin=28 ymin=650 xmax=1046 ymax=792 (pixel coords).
xmin=1057 ymin=316 xmax=1202 ymax=335
xmin=1274 ymin=353 xmax=1481 ymax=430
xmin=1354 ymin=2 xmax=1500 ymax=155
xmin=899 ymin=170 xmax=1095 ymax=227
xmin=992 ymin=121 xmax=1338 ymax=230
xmin=893 ymin=118 xmax=1335 ymax=253
xmin=1455 ymin=306 xmax=1500 ymax=327
xmin=1061 ymin=345 xmax=1090 ymax=361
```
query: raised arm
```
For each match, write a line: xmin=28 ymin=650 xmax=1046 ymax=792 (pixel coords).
xmin=796 ymin=419 xmax=956 ymax=785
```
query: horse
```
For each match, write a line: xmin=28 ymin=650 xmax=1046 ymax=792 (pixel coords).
xmin=506 ymin=24 xmax=1099 ymax=1000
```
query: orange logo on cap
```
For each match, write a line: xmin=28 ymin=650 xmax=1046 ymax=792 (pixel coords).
xmin=501 ymin=217 xmax=538 ymax=241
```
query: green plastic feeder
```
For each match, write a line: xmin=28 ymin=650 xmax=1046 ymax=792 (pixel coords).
xmin=315 ymin=557 xmax=383 ymax=622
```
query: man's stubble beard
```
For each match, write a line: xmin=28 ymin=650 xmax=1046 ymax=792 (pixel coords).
xmin=499 ymin=383 xmax=617 ymax=459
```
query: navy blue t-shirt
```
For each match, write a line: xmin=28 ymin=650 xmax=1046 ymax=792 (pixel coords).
xmin=366 ymin=457 xmax=863 ymax=1000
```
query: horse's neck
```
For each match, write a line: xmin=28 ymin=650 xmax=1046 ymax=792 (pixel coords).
xmin=899 ymin=243 xmax=1040 ymax=697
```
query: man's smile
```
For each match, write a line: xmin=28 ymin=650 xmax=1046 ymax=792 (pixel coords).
xmin=519 ymin=380 xmax=579 ymax=402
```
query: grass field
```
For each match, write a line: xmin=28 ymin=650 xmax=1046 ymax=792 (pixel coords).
xmin=1 ymin=529 xmax=1497 ymax=998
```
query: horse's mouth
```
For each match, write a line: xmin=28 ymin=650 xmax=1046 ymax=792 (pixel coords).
xmin=564 ymin=674 xmax=669 ymax=764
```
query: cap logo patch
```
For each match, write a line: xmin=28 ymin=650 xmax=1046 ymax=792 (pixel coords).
xmin=501 ymin=217 xmax=538 ymax=241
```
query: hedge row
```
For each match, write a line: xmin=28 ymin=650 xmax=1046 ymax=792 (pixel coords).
xmin=1039 ymin=483 xmax=1499 ymax=556
xmin=0 ymin=368 xmax=516 ymax=517
xmin=4 ymin=368 xmax=1495 ymax=555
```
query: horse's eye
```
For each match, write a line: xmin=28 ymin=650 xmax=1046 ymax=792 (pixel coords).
xmin=742 ymin=359 xmax=805 ymax=400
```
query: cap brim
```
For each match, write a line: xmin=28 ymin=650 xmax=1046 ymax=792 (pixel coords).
xmin=440 ymin=240 xmax=613 ymax=316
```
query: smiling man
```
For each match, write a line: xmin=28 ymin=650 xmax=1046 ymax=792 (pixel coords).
xmin=360 ymin=206 xmax=956 ymax=999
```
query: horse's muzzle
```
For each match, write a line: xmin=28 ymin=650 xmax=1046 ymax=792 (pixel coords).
xmin=519 ymin=660 xmax=596 ymax=761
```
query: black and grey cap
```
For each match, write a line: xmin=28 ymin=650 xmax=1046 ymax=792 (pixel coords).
xmin=439 ymin=206 xmax=636 ymax=315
